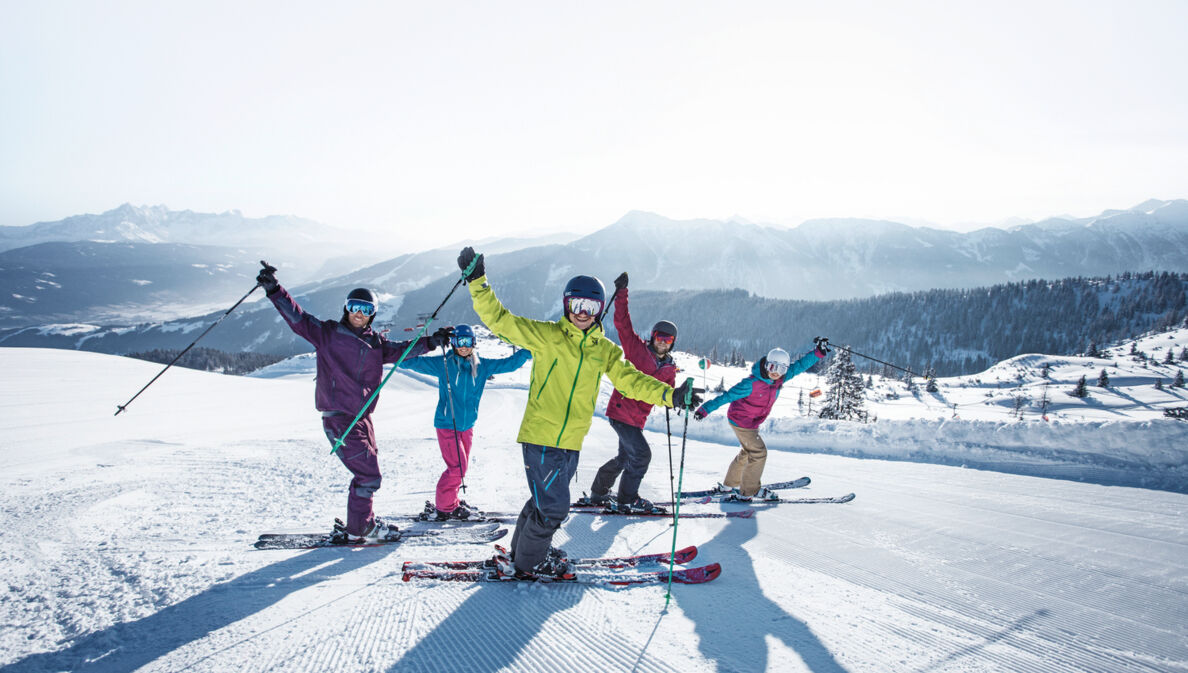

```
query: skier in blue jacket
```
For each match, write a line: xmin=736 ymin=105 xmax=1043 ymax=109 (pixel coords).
xmin=399 ymin=324 xmax=532 ymax=519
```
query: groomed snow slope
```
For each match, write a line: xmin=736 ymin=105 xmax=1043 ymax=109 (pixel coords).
xmin=1 ymin=348 xmax=1185 ymax=673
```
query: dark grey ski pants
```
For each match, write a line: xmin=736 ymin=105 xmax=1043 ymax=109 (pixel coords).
xmin=589 ymin=418 xmax=652 ymax=503
xmin=509 ymin=443 xmax=580 ymax=573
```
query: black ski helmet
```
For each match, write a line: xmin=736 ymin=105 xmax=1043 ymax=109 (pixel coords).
xmin=342 ymin=287 xmax=379 ymax=326
xmin=562 ymin=275 xmax=606 ymax=317
xmin=650 ymin=320 xmax=677 ymax=348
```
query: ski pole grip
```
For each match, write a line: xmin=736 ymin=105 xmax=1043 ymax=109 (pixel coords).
xmin=683 ymin=376 xmax=694 ymax=407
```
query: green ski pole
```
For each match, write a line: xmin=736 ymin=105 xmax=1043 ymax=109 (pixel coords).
xmin=665 ymin=377 xmax=695 ymax=606
xmin=331 ymin=255 xmax=479 ymax=455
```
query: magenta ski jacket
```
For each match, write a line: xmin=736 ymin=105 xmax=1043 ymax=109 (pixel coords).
xmin=605 ymin=287 xmax=678 ymax=428
xmin=268 ymin=285 xmax=432 ymax=417
xmin=700 ymin=350 xmax=821 ymax=429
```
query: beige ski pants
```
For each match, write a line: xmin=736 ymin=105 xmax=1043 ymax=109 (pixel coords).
xmin=723 ymin=425 xmax=767 ymax=497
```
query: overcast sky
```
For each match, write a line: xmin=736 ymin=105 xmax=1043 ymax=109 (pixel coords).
xmin=2 ymin=1 xmax=1186 ymax=250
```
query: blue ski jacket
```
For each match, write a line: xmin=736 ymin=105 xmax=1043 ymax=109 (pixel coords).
xmin=399 ymin=348 xmax=532 ymax=431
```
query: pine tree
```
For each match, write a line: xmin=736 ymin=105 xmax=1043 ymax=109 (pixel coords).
xmin=818 ymin=348 xmax=868 ymax=421
xmin=1071 ymin=375 xmax=1088 ymax=398
xmin=1097 ymin=369 xmax=1109 ymax=388
xmin=1041 ymin=362 xmax=1051 ymax=379
xmin=1087 ymin=341 xmax=1100 ymax=358
xmin=1155 ymin=378 xmax=1164 ymax=390
xmin=1175 ymin=370 xmax=1186 ymax=388
xmin=1180 ymin=347 xmax=1188 ymax=362
xmin=1166 ymin=347 xmax=1177 ymax=364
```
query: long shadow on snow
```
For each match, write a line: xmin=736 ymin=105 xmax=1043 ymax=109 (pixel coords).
xmin=391 ymin=510 xmax=678 ymax=672
xmin=1 ymin=545 xmax=399 ymax=673
xmin=686 ymin=510 xmax=850 ymax=673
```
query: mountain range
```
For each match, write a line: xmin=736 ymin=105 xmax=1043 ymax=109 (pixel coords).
xmin=1 ymin=199 xmax=1186 ymax=374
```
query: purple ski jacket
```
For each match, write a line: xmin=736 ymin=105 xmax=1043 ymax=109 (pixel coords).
xmin=606 ymin=288 xmax=677 ymax=428
xmin=268 ymin=285 xmax=432 ymax=417
xmin=699 ymin=350 xmax=822 ymax=429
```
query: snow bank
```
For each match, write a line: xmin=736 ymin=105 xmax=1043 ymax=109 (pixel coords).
xmin=661 ymin=414 xmax=1188 ymax=493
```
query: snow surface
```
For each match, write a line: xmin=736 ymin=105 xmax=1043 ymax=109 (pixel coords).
xmin=2 ymin=343 xmax=1186 ymax=673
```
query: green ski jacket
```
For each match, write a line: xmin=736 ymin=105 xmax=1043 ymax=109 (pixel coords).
xmin=468 ymin=275 xmax=676 ymax=451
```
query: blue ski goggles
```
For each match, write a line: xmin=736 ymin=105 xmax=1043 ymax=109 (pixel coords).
xmin=344 ymin=298 xmax=376 ymax=316
xmin=452 ymin=335 xmax=475 ymax=348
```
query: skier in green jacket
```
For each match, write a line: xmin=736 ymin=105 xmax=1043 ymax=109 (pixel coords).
xmin=457 ymin=246 xmax=701 ymax=580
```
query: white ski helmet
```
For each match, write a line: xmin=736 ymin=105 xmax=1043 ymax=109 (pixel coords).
xmin=765 ymin=348 xmax=791 ymax=374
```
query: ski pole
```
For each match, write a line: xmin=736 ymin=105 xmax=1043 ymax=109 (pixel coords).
xmin=820 ymin=337 xmax=915 ymax=377
xmin=331 ymin=255 xmax=480 ymax=455
xmin=115 ymin=268 xmax=267 ymax=416
xmin=665 ymin=408 xmax=675 ymax=515
xmin=597 ymin=286 xmax=622 ymax=328
xmin=440 ymin=348 xmax=467 ymax=494
xmin=666 ymin=377 xmax=695 ymax=607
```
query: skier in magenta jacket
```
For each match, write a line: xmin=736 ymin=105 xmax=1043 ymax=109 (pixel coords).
xmin=256 ymin=263 xmax=451 ymax=542
xmin=694 ymin=343 xmax=828 ymax=500
xmin=584 ymin=272 xmax=678 ymax=513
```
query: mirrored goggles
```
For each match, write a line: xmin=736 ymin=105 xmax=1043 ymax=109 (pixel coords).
xmin=652 ymin=333 xmax=675 ymax=345
xmin=344 ymin=299 xmax=376 ymax=316
xmin=453 ymin=335 xmax=475 ymax=348
xmin=566 ymin=296 xmax=603 ymax=317
xmin=767 ymin=361 xmax=789 ymax=376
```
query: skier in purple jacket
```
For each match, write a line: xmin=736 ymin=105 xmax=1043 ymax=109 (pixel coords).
xmin=694 ymin=342 xmax=828 ymax=500
xmin=582 ymin=272 xmax=678 ymax=513
xmin=256 ymin=264 xmax=452 ymax=542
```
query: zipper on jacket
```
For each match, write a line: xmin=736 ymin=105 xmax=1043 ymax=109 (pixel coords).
xmin=536 ymin=359 xmax=558 ymax=400
xmin=556 ymin=332 xmax=589 ymax=445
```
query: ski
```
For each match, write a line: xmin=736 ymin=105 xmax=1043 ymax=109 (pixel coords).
xmin=403 ymin=515 xmax=512 ymax=526
xmin=675 ymin=476 xmax=812 ymax=500
xmin=479 ymin=507 xmax=752 ymax=520
xmin=402 ymin=562 xmax=721 ymax=585
xmin=695 ymin=492 xmax=856 ymax=505
xmin=402 ymin=545 xmax=699 ymax=572
xmin=254 ymin=523 xmax=508 ymax=550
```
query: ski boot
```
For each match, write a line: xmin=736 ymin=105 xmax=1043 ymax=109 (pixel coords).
xmin=616 ymin=496 xmax=667 ymax=515
xmin=752 ymin=486 xmax=780 ymax=502
xmin=491 ymin=544 xmax=575 ymax=582
xmin=434 ymin=500 xmax=480 ymax=521
xmin=574 ymin=491 xmax=615 ymax=508
xmin=330 ymin=517 xmax=400 ymax=544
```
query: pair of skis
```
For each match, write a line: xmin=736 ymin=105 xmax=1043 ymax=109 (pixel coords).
xmin=401 ymin=544 xmax=721 ymax=585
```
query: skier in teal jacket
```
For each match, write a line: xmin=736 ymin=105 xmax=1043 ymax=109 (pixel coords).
xmin=399 ymin=324 xmax=531 ymax=519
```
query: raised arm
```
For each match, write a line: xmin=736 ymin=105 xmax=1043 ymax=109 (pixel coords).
xmin=267 ymin=285 xmax=329 ymax=349
xmin=482 ymin=347 xmax=533 ymax=376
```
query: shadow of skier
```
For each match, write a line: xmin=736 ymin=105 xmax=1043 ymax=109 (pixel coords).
xmin=390 ymin=508 xmax=681 ymax=672
xmin=685 ymin=511 xmax=851 ymax=673
xmin=0 ymin=545 xmax=399 ymax=673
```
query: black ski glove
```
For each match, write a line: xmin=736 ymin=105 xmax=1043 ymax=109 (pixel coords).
xmin=614 ymin=272 xmax=628 ymax=291
xmin=256 ymin=260 xmax=279 ymax=295
xmin=671 ymin=379 xmax=703 ymax=411
xmin=457 ymin=247 xmax=485 ymax=283
xmin=813 ymin=336 xmax=831 ymax=357
xmin=427 ymin=326 xmax=454 ymax=350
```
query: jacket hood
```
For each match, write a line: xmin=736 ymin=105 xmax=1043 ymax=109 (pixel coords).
xmin=751 ymin=358 xmax=776 ymax=384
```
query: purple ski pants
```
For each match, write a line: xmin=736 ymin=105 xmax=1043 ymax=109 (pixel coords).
xmin=322 ymin=413 xmax=381 ymax=536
